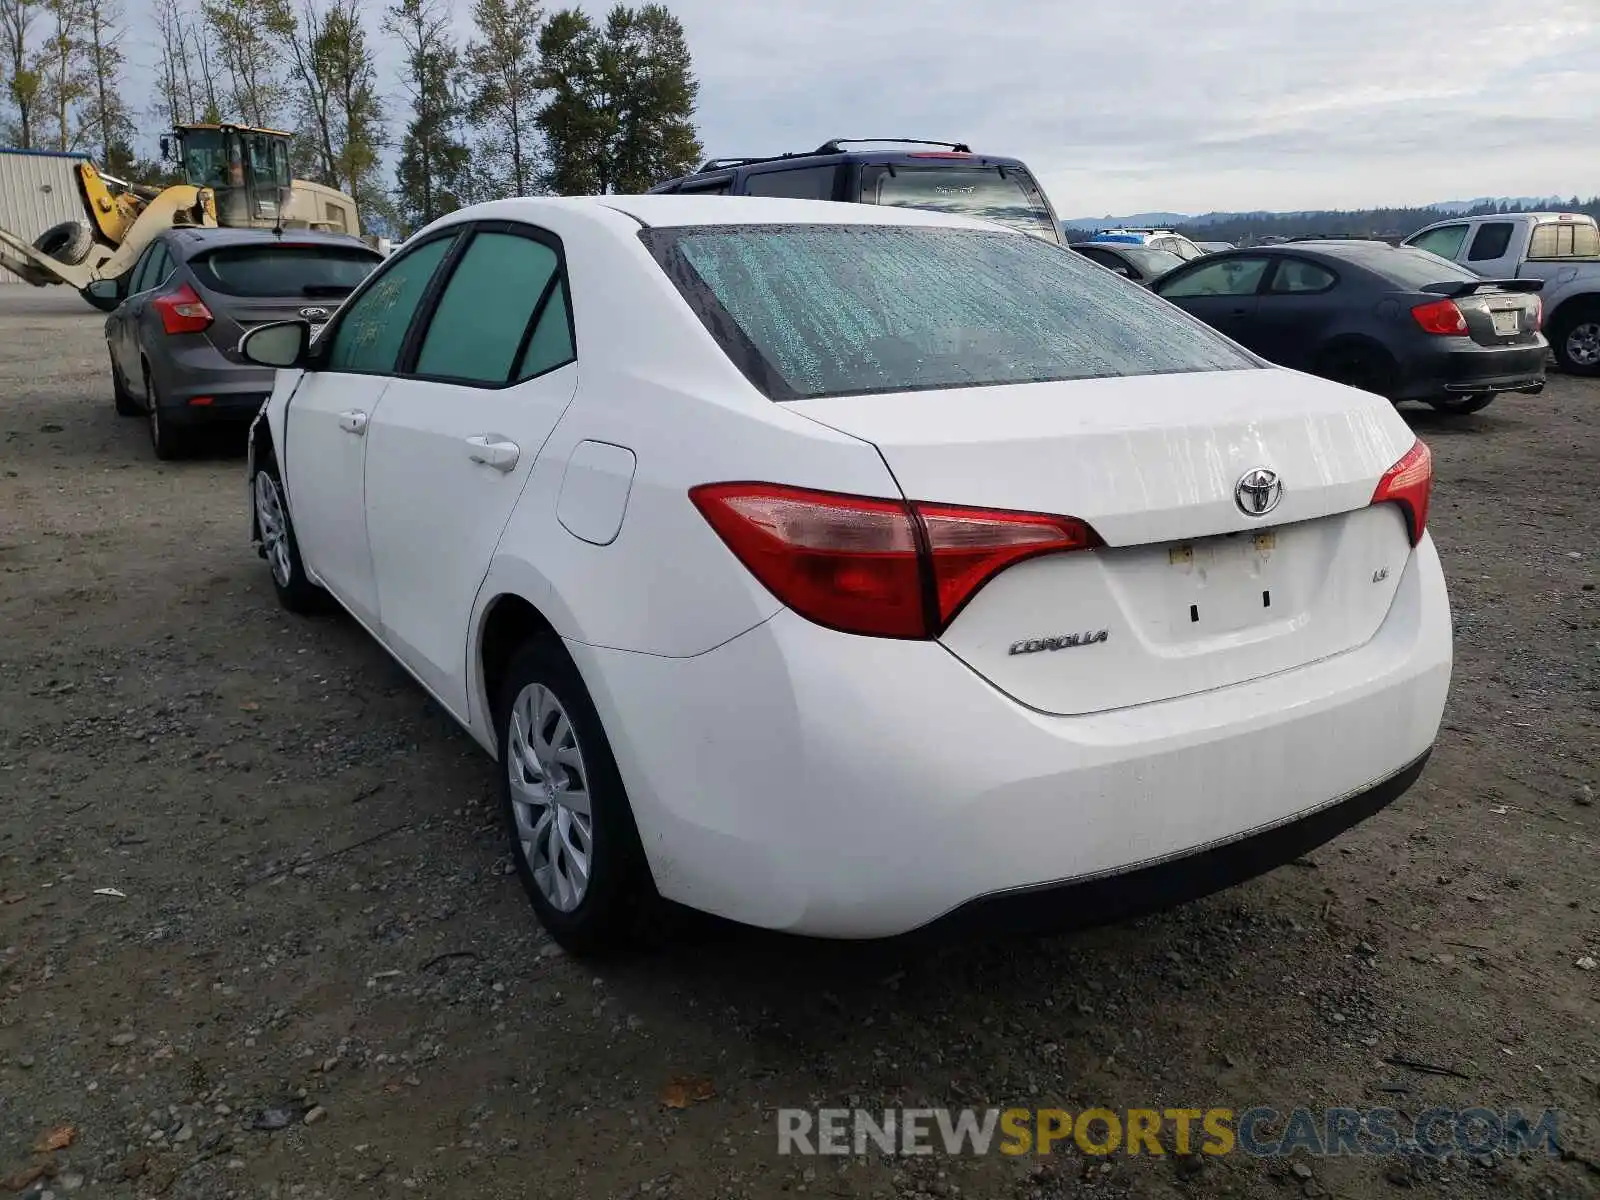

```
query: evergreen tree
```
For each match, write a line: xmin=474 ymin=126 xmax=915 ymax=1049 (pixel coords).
xmin=536 ymin=3 xmax=701 ymax=195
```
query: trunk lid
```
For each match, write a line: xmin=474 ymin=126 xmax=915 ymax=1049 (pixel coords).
xmin=790 ymin=368 xmax=1420 ymax=715
xmin=1452 ymin=288 xmax=1544 ymax=348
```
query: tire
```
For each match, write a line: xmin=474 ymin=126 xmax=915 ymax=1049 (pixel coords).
xmin=496 ymin=637 xmax=656 ymax=955
xmin=33 ymin=220 xmax=94 ymax=266
xmin=1549 ymin=304 xmax=1600 ymax=377
xmin=250 ymin=455 xmax=327 ymax=614
xmin=143 ymin=365 xmax=189 ymax=461
xmin=1427 ymin=394 xmax=1496 ymax=415
xmin=110 ymin=349 xmax=141 ymax=416
xmin=1315 ymin=342 xmax=1397 ymax=398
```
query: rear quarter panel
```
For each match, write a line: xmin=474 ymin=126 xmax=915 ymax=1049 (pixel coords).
xmin=463 ymin=203 xmax=903 ymax=736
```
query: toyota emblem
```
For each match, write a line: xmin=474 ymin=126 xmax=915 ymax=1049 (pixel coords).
xmin=1234 ymin=468 xmax=1283 ymax=517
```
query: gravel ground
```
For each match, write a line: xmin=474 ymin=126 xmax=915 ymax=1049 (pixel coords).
xmin=0 ymin=288 xmax=1596 ymax=1200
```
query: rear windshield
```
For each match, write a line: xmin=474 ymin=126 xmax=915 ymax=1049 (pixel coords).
xmin=861 ymin=165 xmax=1060 ymax=243
xmin=191 ymin=244 xmax=382 ymax=297
xmin=1528 ymin=219 xmax=1600 ymax=260
xmin=1358 ymin=247 xmax=1485 ymax=290
xmin=646 ymin=224 xmax=1258 ymax=401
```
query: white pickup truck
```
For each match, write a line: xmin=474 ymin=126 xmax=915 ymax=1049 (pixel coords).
xmin=1403 ymin=212 xmax=1600 ymax=376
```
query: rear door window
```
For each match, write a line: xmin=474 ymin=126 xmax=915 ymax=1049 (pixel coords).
xmin=191 ymin=244 xmax=381 ymax=298
xmin=648 ymin=224 xmax=1255 ymax=401
xmin=129 ymin=244 xmax=162 ymax=293
xmin=743 ymin=166 xmax=838 ymax=200
xmin=413 ymin=230 xmax=567 ymax=384
xmin=860 ymin=164 xmax=1060 ymax=242
xmin=1467 ymin=223 xmax=1514 ymax=263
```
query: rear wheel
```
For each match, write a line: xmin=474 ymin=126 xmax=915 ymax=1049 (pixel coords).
xmin=109 ymin=350 xmax=140 ymax=416
xmin=497 ymin=637 xmax=657 ymax=956
xmin=33 ymin=220 xmax=93 ymax=266
xmin=1316 ymin=342 xmax=1396 ymax=398
xmin=1427 ymin=393 xmax=1496 ymax=415
xmin=1550 ymin=304 xmax=1600 ymax=377
xmin=143 ymin=365 xmax=189 ymax=461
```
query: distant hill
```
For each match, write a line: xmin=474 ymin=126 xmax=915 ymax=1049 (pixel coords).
xmin=1062 ymin=195 xmax=1600 ymax=246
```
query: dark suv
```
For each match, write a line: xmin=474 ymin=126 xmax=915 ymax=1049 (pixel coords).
xmin=648 ymin=138 xmax=1065 ymax=245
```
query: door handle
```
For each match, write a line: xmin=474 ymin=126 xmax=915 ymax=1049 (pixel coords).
xmin=466 ymin=434 xmax=520 ymax=472
xmin=337 ymin=409 xmax=369 ymax=435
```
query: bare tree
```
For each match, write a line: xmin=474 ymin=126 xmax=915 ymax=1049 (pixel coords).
xmin=38 ymin=0 xmax=92 ymax=151
xmin=267 ymin=0 xmax=337 ymax=183
xmin=82 ymin=0 xmax=132 ymax=167
xmin=463 ymin=0 xmax=542 ymax=196
xmin=0 ymin=0 xmax=42 ymax=147
xmin=202 ymin=0 xmax=286 ymax=126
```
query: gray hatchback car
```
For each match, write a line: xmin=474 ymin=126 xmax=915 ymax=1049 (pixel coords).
xmin=97 ymin=228 xmax=383 ymax=458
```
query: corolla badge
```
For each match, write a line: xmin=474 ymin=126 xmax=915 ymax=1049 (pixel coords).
xmin=1234 ymin=467 xmax=1283 ymax=516
xmin=1008 ymin=630 xmax=1109 ymax=656
xmin=299 ymin=306 xmax=330 ymax=319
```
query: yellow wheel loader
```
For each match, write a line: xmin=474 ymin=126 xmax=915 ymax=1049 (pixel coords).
xmin=0 ymin=123 xmax=361 ymax=311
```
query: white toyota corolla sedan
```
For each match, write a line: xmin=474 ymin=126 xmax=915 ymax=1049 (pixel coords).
xmin=241 ymin=195 xmax=1451 ymax=953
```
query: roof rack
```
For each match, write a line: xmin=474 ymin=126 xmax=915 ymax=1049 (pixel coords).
xmin=812 ymin=138 xmax=972 ymax=154
xmin=692 ymin=152 xmax=809 ymax=175
xmin=689 ymin=138 xmax=973 ymax=176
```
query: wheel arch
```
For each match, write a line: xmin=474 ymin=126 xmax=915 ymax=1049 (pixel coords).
xmin=471 ymin=578 xmax=565 ymax=754
xmin=1312 ymin=333 xmax=1401 ymax=394
xmin=247 ymin=415 xmax=275 ymax=544
xmin=1546 ymin=290 xmax=1600 ymax=333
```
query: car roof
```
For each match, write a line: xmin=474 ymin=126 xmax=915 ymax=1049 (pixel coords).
xmin=654 ymin=142 xmax=1031 ymax=189
xmin=433 ymin=194 xmax=1018 ymax=235
xmin=165 ymin=227 xmax=380 ymax=256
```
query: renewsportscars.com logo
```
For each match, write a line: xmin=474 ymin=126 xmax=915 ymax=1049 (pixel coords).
xmin=776 ymin=1107 xmax=1564 ymax=1159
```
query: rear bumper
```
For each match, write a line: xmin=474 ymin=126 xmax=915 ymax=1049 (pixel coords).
xmin=573 ymin=535 xmax=1453 ymax=938
xmin=151 ymin=336 xmax=274 ymax=424
xmin=1392 ymin=338 xmax=1547 ymax=400
xmin=905 ymin=749 xmax=1429 ymax=943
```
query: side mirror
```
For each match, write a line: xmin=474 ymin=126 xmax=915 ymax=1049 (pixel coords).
xmin=239 ymin=320 xmax=310 ymax=369
xmin=86 ymin=277 xmax=123 ymax=303
xmin=159 ymin=135 xmax=172 ymax=162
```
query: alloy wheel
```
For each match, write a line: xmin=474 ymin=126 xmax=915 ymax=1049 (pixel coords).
xmin=1567 ymin=321 xmax=1600 ymax=369
xmin=506 ymin=682 xmax=593 ymax=912
xmin=253 ymin=471 xmax=294 ymax=588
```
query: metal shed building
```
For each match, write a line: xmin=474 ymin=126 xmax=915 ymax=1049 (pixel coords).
xmin=0 ymin=147 xmax=89 ymax=285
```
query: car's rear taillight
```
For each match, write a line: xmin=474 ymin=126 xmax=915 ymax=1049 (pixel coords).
xmin=1371 ymin=439 xmax=1432 ymax=546
xmin=1530 ymin=295 xmax=1544 ymax=327
xmin=1411 ymin=298 xmax=1467 ymax=336
xmin=155 ymin=284 xmax=213 ymax=335
xmin=689 ymin=483 xmax=1101 ymax=639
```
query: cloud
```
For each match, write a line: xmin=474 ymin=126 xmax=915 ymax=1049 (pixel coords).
xmin=119 ymin=0 xmax=1600 ymax=214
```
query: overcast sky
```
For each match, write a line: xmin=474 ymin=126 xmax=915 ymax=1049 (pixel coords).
xmin=122 ymin=0 xmax=1600 ymax=216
